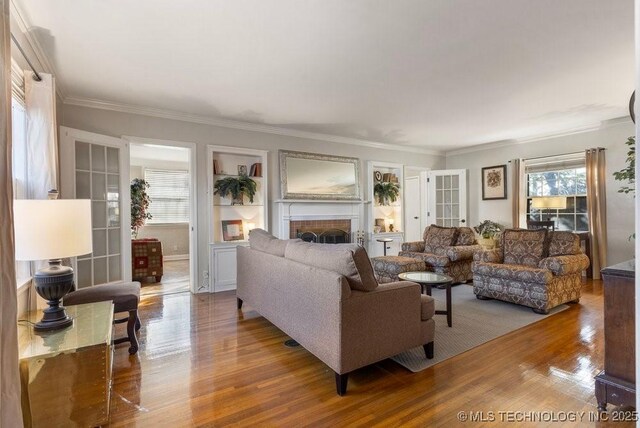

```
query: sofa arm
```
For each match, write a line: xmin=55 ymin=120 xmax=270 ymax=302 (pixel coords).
xmin=473 ymin=249 xmax=503 ymax=263
xmin=538 ymin=254 xmax=590 ymax=276
xmin=402 ymin=241 xmax=425 ymax=252
xmin=446 ymin=245 xmax=481 ymax=262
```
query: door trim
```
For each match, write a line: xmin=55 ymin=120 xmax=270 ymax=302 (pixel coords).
xmin=123 ymin=136 xmax=199 ymax=294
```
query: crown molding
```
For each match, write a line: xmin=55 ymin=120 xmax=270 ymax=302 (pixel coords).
xmin=444 ymin=116 xmax=634 ymax=157
xmin=63 ymin=96 xmax=445 ymax=156
xmin=10 ymin=0 xmax=66 ymax=100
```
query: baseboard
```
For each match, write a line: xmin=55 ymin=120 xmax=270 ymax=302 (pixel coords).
xmin=164 ymin=254 xmax=189 ymax=261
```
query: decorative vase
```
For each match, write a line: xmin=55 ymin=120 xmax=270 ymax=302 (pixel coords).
xmin=232 ymin=195 xmax=244 ymax=206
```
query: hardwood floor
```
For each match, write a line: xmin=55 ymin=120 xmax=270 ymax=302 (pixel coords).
xmin=107 ymin=279 xmax=634 ymax=427
xmin=139 ymin=259 xmax=190 ymax=297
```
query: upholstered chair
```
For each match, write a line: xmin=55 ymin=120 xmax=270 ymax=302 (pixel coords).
xmin=472 ymin=229 xmax=590 ymax=314
xmin=399 ymin=225 xmax=482 ymax=283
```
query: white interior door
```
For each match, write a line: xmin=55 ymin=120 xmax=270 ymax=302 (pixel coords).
xmin=404 ymin=176 xmax=422 ymax=241
xmin=427 ymin=169 xmax=467 ymax=227
xmin=59 ymin=127 xmax=131 ymax=287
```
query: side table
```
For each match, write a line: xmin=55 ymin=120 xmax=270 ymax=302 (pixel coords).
xmin=18 ymin=301 xmax=114 ymax=427
xmin=398 ymin=271 xmax=454 ymax=327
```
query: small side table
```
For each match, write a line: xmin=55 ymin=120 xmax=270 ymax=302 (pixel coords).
xmin=18 ymin=301 xmax=114 ymax=427
xmin=399 ymin=271 xmax=453 ymax=327
xmin=376 ymin=238 xmax=394 ymax=256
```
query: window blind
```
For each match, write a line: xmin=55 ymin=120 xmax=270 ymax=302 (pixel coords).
xmin=524 ymin=152 xmax=586 ymax=174
xmin=144 ymin=169 xmax=190 ymax=224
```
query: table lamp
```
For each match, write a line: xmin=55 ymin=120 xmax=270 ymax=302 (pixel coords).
xmin=13 ymin=198 xmax=92 ymax=331
xmin=388 ymin=218 xmax=395 ymax=232
xmin=531 ymin=196 xmax=567 ymax=209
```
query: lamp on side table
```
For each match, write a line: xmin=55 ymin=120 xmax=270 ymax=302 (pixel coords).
xmin=13 ymin=197 xmax=92 ymax=331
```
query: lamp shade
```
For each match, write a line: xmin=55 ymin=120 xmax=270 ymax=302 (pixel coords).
xmin=13 ymin=200 xmax=92 ymax=261
xmin=531 ymin=196 xmax=567 ymax=210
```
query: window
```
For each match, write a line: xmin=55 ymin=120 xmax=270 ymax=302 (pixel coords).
xmin=526 ymin=165 xmax=588 ymax=232
xmin=144 ymin=169 xmax=190 ymax=224
xmin=12 ymin=76 xmax=31 ymax=285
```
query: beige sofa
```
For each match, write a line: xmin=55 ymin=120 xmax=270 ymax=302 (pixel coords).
xmin=237 ymin=229 xmax=436 ymax=395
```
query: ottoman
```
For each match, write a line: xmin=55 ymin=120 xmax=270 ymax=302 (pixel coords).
xmin=371 ymin=256 xmax=427 ymax=283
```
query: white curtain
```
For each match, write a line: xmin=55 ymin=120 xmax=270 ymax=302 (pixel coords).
xmin=25 ymin=71 xmax=57 ymax=199
xmin=0 ymin=0 xmax=24 ymax=425
xmin=586 ymin=148 xmax=607 ymax=279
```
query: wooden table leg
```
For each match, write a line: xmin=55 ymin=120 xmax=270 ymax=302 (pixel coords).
xmin=446 ymin=282 xmax=452 ymax=327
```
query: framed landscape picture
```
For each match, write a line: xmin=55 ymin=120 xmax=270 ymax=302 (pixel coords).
xmin=481 ymin=165 xmax=507 ymax=200
xmin=221 ymin=220 xmax=245 ymax=241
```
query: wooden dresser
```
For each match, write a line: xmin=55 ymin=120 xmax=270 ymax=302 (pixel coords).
xmin=595 ymin=259 xmax=635 ymax=411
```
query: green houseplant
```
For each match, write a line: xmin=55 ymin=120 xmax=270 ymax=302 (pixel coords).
xmin=474 ymin=220 xmax=504 ymax=249
xmin=214 ymin=174 xmax=257 ymax=205
xmin=613 ymin=136 xmax=635 ymax=240
xmin=131 ymin=178 xmax=152 ymax=239
xmin=374 ymin=182 xmax=400 ymax=206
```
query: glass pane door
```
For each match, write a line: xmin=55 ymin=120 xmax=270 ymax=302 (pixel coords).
xmin=75 ymin=141 xmax=122 ymax=287
xmin=427 ymin=170 xmax=467 ymax=227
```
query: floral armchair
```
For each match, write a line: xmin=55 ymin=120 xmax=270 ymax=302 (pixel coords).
xmin=472 ymin=229 xmax=590 ymax=314
xmin=399 ymin=225 xmax=482 ymax=283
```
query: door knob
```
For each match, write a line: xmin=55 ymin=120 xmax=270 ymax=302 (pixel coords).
xmin=461 ymin=219 xmax=466 ymax=223
xmin=413 ymin=216 xmax=419 ymax=219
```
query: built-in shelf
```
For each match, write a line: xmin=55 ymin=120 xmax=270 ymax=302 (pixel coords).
xmin=208 ymin=145 xmax=268 ymax=292
xmin=367 ymin=161 xmax=405 ymax=257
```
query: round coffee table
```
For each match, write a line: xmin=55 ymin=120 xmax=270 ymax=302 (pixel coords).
xmin=398 ymin=271 xmax=453 ymax=327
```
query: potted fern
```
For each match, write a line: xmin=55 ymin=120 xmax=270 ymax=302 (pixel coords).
xmin=214 ymin=174 xmax=257 ymax=205
xmin=131 ymin=178 xmax=152 ymax=238
xmin=374 ymin=182 xmax=400 ymax=206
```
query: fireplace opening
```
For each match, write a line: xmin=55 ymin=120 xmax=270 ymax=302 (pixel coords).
xmin=290 ymin=219 xmax=351 ymax=244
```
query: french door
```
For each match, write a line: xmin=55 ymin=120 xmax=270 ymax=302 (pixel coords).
xmin=59 ymin=127 xmax=131 ymax=287
xmin=426 ymin=169 xmax=467 ymax=227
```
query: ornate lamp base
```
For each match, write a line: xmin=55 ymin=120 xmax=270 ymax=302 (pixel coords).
xmin=33 ymin=260 xmax=75 ymax=332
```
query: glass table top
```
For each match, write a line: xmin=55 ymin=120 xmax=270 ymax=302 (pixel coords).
xmin=398 ymin=271 xmax=452 ymax=284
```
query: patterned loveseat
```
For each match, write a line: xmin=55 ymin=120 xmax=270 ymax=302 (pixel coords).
xmin=472 ymin=229 xmax=590 ymax=314
xmin=399 ymin=225 xmax=482 ymax=283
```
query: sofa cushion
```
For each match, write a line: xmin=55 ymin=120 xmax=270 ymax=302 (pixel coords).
xmin=472 ymin=262 xmax=553 ymax=284
xmin=548 ymin=231 xmax=581 ymax=257
xmin=423 ymin=225 xmax=458 ymax=255
xmin=455 ymin=227 xmax=476 ymax=246
xmin=249 ymin=228 xmax=289 ymax=257
xmin=285 ymin=241 xmax=378 ymax=292
xmin=502 ymin=229 xmax=548 ymax=268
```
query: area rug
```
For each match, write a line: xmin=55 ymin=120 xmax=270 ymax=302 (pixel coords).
xmin=390 ymin=284 xmax=568 ymax=372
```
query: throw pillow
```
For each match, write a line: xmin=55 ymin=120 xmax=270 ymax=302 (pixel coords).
xmin=502 ymin=229 xmax=548 ymax=267
xmin=455 ymin=227 xmax=476 ymax=246
xmin=548 ymin=231 xmax=581 ymax=257
xmin=423 ymin=225 xmax=459 ymax=255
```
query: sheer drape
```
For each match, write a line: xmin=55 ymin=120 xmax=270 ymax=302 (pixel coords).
xmin=0 ymin=0 xmax=24 ymax=425
xmin=511 ymin=158 xmax=525 ymax=228
xmin=25 ymin=71 xmax=57 ymax=199
xmin=586 ymin=148 xmax=607 ymax=279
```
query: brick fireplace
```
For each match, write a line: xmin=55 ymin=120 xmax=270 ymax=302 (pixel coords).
xmin=276 ymin=200 xmax=363 ymax=243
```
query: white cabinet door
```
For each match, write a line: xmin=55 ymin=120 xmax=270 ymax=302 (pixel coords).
xmin=209 ymin=243 xmax=249 ymax=292
xmin=426 ymin=170 xmax=467 ymax=228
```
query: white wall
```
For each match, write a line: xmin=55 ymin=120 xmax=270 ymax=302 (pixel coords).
xmin=445 ymin=120 xmax=635 ymax=266
xmin=61 ymin=104 xmax=445 ymax=289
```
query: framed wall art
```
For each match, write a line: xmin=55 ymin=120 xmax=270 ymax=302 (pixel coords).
xmin=221 ymin=219 xmax=245 ymax=241
xmin=481 ymin=165 xmax=507 ymax=200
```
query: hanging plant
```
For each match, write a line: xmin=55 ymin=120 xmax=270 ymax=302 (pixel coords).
xmin=374 ymin=182 xmax=400 ymax=206
xmin=214 ymin=174 xmax=257 ymax=205
xmin=131 ymin=178 xmax=152 ymax=239
xmin=613 ymin=136 xmax=635 ymax=196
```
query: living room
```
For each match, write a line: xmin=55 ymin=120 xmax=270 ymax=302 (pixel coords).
xmin=2 ymin=0 xmax=638 ymax=426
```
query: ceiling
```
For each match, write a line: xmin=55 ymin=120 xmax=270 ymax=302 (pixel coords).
xmin=14 ymin=0 xmax=635 ymax=151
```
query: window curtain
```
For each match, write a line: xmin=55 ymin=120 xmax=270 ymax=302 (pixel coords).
xmin=25 ymin=71 xmax=57 ymax=199
xmin=585 ymin=148 xmax=607 ymax=279
xmin=511 ymin=158 xmax=525 ymax=228
xmin=0 ymin=0 xmax=24 ymax=425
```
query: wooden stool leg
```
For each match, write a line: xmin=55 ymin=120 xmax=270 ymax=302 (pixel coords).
xmin=135 ymin=314 xmax=141 ymax=331
xmin=127 ymin=310 xmax=139 ymax=355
